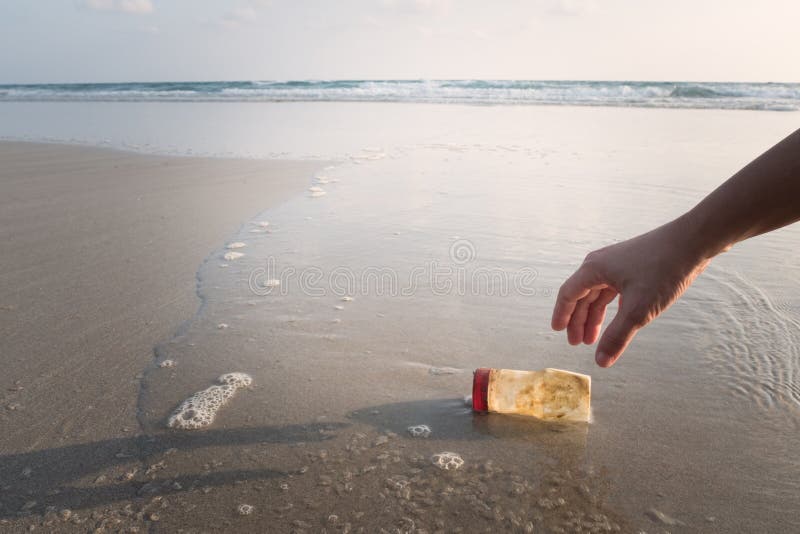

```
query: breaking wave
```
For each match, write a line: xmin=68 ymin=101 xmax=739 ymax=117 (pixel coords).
xmin=0 ymin=80 xmax=798 ymax=111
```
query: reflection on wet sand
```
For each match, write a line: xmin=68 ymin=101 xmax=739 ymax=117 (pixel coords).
xmin=132 ymin=128 xmax=800 ymax=531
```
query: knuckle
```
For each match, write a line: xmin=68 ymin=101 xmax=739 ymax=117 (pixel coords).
xmin=581 ymin=251 xmax=606 ymax=277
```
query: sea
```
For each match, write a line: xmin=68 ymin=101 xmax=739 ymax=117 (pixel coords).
xmin=0 ymin=79 xmax=799 ymax=111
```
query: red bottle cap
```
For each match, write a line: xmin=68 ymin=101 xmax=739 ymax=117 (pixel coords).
xmin=472 ymin=368 xmax=491 ymax=412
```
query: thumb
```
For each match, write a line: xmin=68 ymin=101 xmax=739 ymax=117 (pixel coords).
xmin=595 ymin=307 xmax=641 ymax=368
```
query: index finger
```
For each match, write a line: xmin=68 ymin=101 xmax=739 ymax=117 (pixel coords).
xmin=551 ymin=266 xmax=606 ymax=331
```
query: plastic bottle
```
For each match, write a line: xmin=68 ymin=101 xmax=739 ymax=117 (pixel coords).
xmin=472 ymin=367 xmax=591 ymax=422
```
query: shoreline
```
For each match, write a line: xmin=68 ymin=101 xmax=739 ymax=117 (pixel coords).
xmin=2 ymin=104 xmax=799 ymax=531
xmin=0 ymin=141 xmax=324 ymax=457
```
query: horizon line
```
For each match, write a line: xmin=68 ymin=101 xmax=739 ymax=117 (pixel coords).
xmin=1 ymin=78 xmax=799 ymax=87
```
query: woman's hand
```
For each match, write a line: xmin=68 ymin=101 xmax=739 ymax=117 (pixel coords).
xmin=551 ymin=217 xmax=713 ymax=367
xmin=551 ymin=128 xmax=800 ymax=367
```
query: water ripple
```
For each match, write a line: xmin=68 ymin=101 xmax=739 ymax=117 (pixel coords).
xmin=702 ymin=267 xmax=800 ymax=411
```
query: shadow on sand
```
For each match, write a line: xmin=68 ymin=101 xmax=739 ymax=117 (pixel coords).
xmin=346 ymin=397 xmax=589 ymax=448
xmin=0 ymin=422 xmax=347 ymax=519
xmin=2 ymin=398 xmax=592 ymax=520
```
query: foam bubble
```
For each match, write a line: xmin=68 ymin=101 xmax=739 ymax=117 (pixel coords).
xmin=308 ymin=186 xmax=324 ymax=193
xmin=431 ymin=451 xmax=464 ymax=470
xmin=223 ymin=251 xmax=244 ymax=261
xmin=159 ymin=359 xmax=176 ymax=368
xmin=263 ymin=279 xmax=281 ymax=288
xmin=167 ymin=372 xmax=253 ymax=430
xmin=340 ymin=296 xmax=354 ymax=302
xmin=254 ymin=221 xmax=270 ymax=228
xmin=226 ymin=242 xmax=247 ymax=249
xmin=237 ymin=504 xmax=254 ymax=515
xmin=310 ymin=191 xmax=327 ymax=198
xmin=217 ymin=323 xmax=229 ymax=329
xmin=407 ymin=425 xmax=431 ymax=438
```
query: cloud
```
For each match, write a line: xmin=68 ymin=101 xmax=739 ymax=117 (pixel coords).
xmin=85 ymin=0 xmax=154 ymax=15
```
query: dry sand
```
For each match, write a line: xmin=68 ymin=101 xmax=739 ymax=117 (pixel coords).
xmin=0 ymin=142 xmax=324 ymax=527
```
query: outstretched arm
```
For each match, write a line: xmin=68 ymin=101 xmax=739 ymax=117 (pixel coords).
xmin=551 ymin=127 xmax=800 ymax=367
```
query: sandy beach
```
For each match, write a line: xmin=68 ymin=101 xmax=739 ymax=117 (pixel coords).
xmin=3 ymin=1 xmax=800 ymax=530
xmin=0 ymin=102 xmax=798 ymax=533
xmin=0 ymin=142 xmax=323 ymax=530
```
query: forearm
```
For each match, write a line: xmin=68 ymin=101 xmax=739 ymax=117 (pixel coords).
xmin=553 ymin=128 xmax=800 ymax=367
xmin=680 ymin=127 xmax=800 ymax=260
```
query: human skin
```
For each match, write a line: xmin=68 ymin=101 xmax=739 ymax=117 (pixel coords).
xmin=551 ymin=128 xmax=800 ymax=367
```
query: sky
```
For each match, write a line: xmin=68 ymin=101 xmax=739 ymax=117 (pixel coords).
xmin=0 ymin=0 xmax=798 ymax=84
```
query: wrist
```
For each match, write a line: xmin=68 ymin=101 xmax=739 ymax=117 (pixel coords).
xmin=668 ymin=210 xmax=733 ymax=265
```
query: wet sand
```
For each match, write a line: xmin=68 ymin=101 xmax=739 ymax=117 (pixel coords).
xmin=0 ymin=142 xmax=322 ymax=530
xmin=2 ymin=104 xmax=799 ymax=533
xmin=0 ymin=141 xmax=630 ymax=533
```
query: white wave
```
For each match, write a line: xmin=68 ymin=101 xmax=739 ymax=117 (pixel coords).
xmin=0 ymin=80 xmax=797 ymax=111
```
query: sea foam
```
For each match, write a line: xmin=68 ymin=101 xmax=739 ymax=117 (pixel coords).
xmin=167 ymin=373 xmax=253 ymax=430
xmin=431 ymin=451 xmax=464 ymax=470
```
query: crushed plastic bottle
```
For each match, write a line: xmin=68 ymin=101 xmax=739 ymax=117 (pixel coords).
xmin=472 ymin=368 xmax=591 ymax=422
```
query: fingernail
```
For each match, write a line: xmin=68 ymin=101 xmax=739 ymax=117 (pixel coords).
xmin=595 ymin=351 xmax=609 ymax=367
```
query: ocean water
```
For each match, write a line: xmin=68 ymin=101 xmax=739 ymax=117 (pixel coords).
xmin=3 ymin=100 xmax=800 ymax=531
xmin=0 ymin=79 xmax=799 ymax=110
